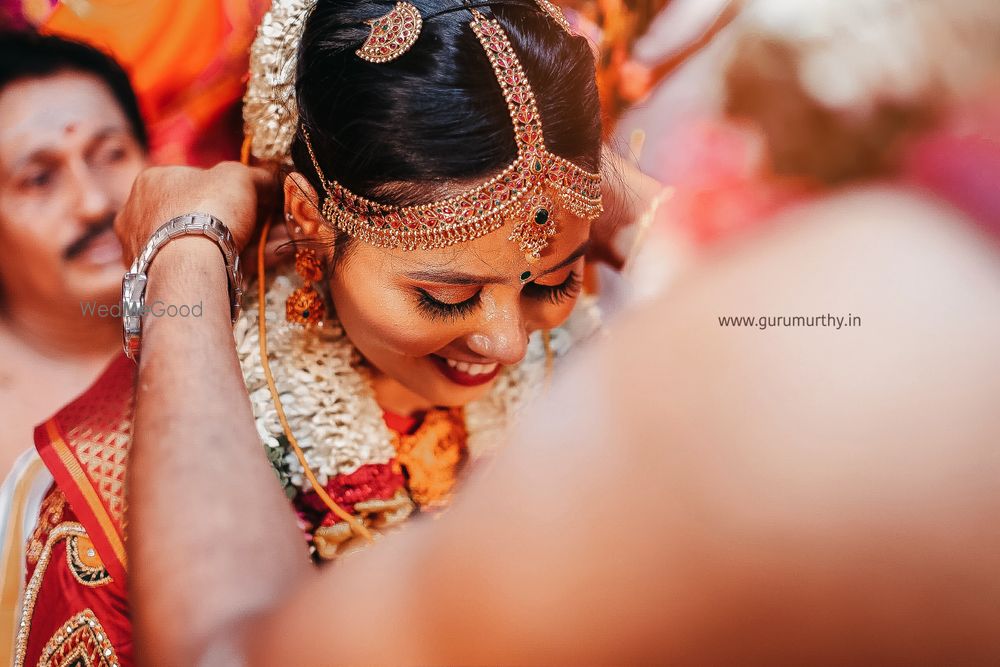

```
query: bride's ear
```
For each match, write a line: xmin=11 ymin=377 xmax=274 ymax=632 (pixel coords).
xmin=283 ymin=172 xmax=328 ymax=240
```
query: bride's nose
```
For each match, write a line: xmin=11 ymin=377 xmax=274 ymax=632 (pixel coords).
xmin=467 ymin=310 xmax=529 ymax=366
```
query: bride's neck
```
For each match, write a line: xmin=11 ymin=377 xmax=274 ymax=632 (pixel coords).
xmin=368 ymin=370 xmax=435 ymax=418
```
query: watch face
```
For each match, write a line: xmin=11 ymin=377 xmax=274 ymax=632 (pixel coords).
xmin=121 ymin=272 xmax=147 ymax=360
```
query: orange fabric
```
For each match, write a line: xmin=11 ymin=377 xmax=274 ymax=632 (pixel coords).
xmin=41 ymin=0 xmax=269 ymax=166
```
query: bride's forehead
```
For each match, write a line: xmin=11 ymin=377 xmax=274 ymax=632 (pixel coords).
xmin=368 ymin=212 xmax=591 ymax=275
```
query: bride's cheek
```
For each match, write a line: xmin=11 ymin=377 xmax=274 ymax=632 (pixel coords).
xmin=528 ymin=296 xmax=579 ymax=330
xmin=344 ymin=292 xmax=458 ymax=357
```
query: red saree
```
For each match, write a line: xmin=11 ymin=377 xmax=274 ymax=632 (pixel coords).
xmin=15 ymin=353 xmax=466 ymax=666
xmin=15 ymin=354 xmax=135 ymax=667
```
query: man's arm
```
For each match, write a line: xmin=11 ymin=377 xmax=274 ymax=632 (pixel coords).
xmin=119 ymin=165 xmax=311 ymax=666
xmin=128 ymin=238 xmax=309 ymax=665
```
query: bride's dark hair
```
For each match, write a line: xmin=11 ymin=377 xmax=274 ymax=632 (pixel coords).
xmin=290 ymin=0 xmax=601 ymax=208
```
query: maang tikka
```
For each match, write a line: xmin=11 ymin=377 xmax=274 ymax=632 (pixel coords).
xmin=299 ymin=5 xmax=602 ymax=261
xmin=356 ymin=0 xmax=574 ymax=64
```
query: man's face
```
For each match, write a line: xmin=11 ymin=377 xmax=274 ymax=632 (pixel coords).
xmin=0 ymin=71 xmax=145 ymax=311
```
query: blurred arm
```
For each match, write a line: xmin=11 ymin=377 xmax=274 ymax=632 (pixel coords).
xmin=127 ymin=188 xmax=1000 ymax=665
xmin=251 ymin=189 xmax=1000 ymax=665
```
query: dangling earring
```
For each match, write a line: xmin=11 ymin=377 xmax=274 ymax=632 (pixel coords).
xmin=286 ymin=247 xmax=326 ymax=326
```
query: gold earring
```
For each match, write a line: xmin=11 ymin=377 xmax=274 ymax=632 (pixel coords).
xmin=286 ymin=247 xmax=326 ymax=326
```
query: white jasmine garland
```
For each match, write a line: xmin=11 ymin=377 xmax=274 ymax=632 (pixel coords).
xmin=233 ymin=264 xmax=601 ymax=493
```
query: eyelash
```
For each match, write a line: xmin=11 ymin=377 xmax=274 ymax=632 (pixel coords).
xmin=415 ymin=270 xmax=582 ymax=320
xmin=523 ymin=270 xmax=582 ymax=305
xmin=416 ymin=289 xmax=482 ymax=320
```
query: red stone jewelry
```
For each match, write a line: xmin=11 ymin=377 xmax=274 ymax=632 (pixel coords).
xmin=285 ymin=247 xmax=326 ymax=326
xmin=356 ymin=1 xmax=423 ymax=63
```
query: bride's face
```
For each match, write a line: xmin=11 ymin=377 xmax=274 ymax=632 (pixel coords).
xmin=330 ymin=203 xmax=591 ymax=407
xmin=285 ymin=174 xmax=592 ymax=407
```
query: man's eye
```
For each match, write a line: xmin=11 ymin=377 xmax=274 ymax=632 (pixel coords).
xmin=523 ymin=271 xmax=582 ymax=305
xmin=96 ymin=145 xmax=128 ymax=165
xmin=22 ymin=169 xmax=54 ymax=189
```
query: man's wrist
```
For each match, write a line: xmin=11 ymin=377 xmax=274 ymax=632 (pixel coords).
xmin=145 ymin=237 xmax=230 ymax=315
xmin=148 ymin=236 xmax=226 ymax=278
xmin=122 ymin=214 xmax=244 ymax=360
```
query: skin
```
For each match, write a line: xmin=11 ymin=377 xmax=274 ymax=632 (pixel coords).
xmin=122 ymin=175 xmax=1000 ymax=665
xmin=0 ymin=71 xmax=144 ymax=475
xmin=284 ymin=174 xmax=592 ymax=413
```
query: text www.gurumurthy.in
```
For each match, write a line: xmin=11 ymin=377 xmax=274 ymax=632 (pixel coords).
xmin=718 ymin=314 xmax=862 ymax=330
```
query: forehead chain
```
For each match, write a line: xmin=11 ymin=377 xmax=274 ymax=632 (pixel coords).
xmin=303 ymin=7 xmax=603 ymax=259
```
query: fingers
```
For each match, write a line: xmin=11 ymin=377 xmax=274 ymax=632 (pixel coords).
xmin=113 ymin=162 xmax=278 ymax=262
xmin=238 ymin=218 xmax=294 ymax=278
xmin=209 ymin=162 xmax=277 ymax=209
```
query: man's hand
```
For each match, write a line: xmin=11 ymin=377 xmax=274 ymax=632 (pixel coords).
xmin=114 ymin=162 xmax=275 ymax=264
xmin=588 ymin=150 xmax=665 ymax=270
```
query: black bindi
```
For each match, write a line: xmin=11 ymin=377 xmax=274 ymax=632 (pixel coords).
xmin=520 ymin=270 xmax=532 ymax=282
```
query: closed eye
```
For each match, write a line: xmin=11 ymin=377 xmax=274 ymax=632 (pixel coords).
xmin=415 ymin=288 xmax=482 ymax=320
xmin=523 ymin=270 xmax=582 ymax=305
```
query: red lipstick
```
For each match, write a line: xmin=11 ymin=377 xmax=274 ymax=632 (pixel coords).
xmin=430 ymin=355 xmax=501 ymax=387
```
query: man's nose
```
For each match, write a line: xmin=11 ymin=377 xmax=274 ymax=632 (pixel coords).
xmin=70 ymin=161 xmax=113 ymax=223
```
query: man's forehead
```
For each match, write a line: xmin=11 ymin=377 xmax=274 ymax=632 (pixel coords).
xmin=0 ymin=72 xmax=129 ymax=169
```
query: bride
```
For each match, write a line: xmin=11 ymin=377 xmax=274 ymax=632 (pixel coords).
xmin=12 ymin=0 xmax=646 ymax=664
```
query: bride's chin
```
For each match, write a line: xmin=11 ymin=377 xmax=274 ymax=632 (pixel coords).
xmin=409 ymin=365 xmax=498 ymax=407
xmin=417 ymin=376 xmax=496 ymax=408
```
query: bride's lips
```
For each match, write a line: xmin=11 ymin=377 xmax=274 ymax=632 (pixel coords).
xmin=430 ymin=355 xmax=501 ymax=387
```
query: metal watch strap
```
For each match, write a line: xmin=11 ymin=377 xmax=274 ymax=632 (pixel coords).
xmin=122 ymin=213 xmax=243 ymax=361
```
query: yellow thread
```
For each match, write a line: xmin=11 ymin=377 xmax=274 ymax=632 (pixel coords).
xmin=255 ymin=216 xmax=372 ymax=542
xmin=542 ymin=329 xmax=554 ymax=389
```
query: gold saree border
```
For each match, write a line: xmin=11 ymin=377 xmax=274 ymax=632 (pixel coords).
xmin=0 ymin=455 xmax=46 ymax=667
xmin=13 ymin=522 xmax=87 ymax=667
xmin=37 ymin=420 xmax=127 ymax=582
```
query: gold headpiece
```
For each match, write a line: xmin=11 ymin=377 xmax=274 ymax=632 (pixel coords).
xmin=245 ymin=1 xmax=601 ymax=259
xmin=356 ymin=2 xmax=424 ymax=63
xmin=305 ymin=9 xmax=602 ymax=259
xmin=533 ymin=0 xmax=575 ymax=34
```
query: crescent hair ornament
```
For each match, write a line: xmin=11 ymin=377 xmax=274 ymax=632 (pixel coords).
xmin=357 ymin=2 xmax=424 ymax=63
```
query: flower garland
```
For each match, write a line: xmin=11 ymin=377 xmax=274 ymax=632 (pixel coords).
xmin=233 ymin=263 xmax=602 ymax=498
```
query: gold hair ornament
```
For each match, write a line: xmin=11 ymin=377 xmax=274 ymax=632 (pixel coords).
xmin=357 ymin=1 xmax=424 ymax=63
xmin=304 ymin=9 xmax=603 ymax=261
xmin=533 ymin=0 xmax=575 ymax=34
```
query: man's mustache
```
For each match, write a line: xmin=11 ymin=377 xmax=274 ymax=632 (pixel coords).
xmin=64 ymin=215 xmax=117 ymax=260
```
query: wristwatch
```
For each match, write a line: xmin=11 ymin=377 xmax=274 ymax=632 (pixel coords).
xmin=122 ymin=213 xmax=243 ymax=361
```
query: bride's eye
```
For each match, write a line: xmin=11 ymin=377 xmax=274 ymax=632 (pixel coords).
xmin=523 ymin=270 xmax=582 ymax=305
xmin=416 ymin=288 xmax=482 ymax=320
